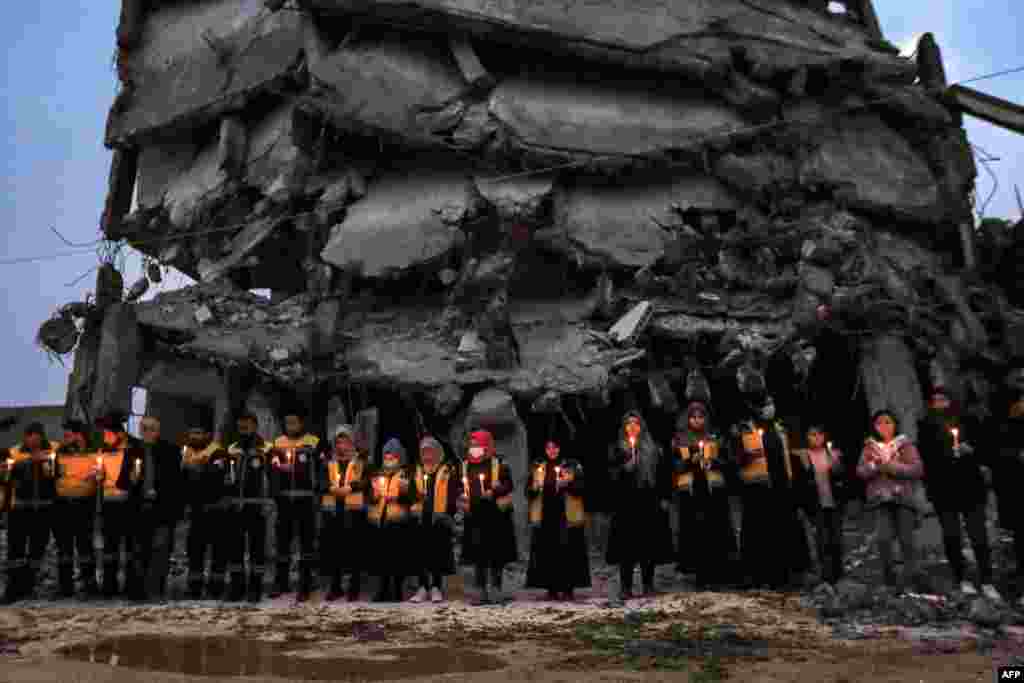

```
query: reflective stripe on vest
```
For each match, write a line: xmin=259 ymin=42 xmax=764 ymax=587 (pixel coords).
xmin=410 ymin=464 xmax=451 ymax=517
xmin=368 ymin=471 xmax=408 ymax=525
xmin=343 ymin=459 xmax=365 ymax=511
xmin=527 ymin=462 xmax=585 ymax=527
xmin=492 ymin=458 xmax=512 ymax=511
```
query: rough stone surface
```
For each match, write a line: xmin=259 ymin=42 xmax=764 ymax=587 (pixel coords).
xmin=799 ymin=113 xmax=941 ymax=221
xmin=107 ymin=10 xmax=305 ymax=144
xmin=320 ymin=165 xmax=470 ymax=277
xmin=90 ymin=304 xmax=142 ymax=420
xmin=549 ymin=174 xmax=743 ymax=268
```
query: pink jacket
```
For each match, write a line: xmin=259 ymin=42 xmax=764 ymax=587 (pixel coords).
xmin=856 ymin=436 xmax=923 ymax=508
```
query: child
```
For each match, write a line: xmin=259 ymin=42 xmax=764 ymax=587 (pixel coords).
xmin=408 ymin=436 xmax=459 ymax=603
xmin=794 ymin=425 xmax=846 ymax=586
xmin=367 ymin=438 xmax=415 ymax=602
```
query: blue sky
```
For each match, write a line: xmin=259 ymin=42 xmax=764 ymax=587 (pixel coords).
xmin=1 ymin=0 xmax=1022 ymax=408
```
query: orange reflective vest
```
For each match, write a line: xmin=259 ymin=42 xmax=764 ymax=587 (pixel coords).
xmin=410 ymin=463 xmax=453 ymax=517
xmin=739 ymin=423 xmax=792 ymax=485
xmin=527 ymin=462 xmax=585 ymax=527
xmin=322 ymin=457 xmax=366 ymax=511
xmin=674 ymin=438 xmax=725 ymax=493
xmin=55 ymin=450 xmax=100 ymax=498
xmin=368 ymin=469 xmax=409 ymax=525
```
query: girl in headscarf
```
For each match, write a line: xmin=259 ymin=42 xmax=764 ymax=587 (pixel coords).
xmin=408 ymin=435 xmax=460 ymax=603
xmin=524 ymin=432 xmax=591 ymax=601
xmin=856 ymin=409 xmax=926 ymax=592
xmin=458 ymin=429 xmax=517 ymax=605
xmin=606 ymin=410 xmax=674 ymax=601
xmin=671 ymin=401 xmax=736 ymax=589
xmin=320 ymin=424 xmax=370 ymax=602
xmin=367 ymin=437 xmax=416 ymax=602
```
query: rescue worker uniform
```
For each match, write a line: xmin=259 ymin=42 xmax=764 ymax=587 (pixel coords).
xmin=53 ymin=441 xmax=100 ymax=597
xmin=3 ymin=440 xmax=58 ymax=602
xmin=319 ymin=426 xmax=371 ymax=601
xmin=97 ymin=436 xmax=140 ymax=597
xmin=181 ymin=439 xmax=228 ymax=599
xmin=269 ymin=433 xmax=322 ymax=598
xmin=223 ymin=435 xmax=272 ymax=602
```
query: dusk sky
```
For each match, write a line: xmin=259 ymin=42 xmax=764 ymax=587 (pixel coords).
xmin=2 ymin=1 xmax=1023 ymax=408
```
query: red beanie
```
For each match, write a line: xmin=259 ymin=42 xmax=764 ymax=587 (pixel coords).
xmin=469 ymin=430 xmax=495 ymax=457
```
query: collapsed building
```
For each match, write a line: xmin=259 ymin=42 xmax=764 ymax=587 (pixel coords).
xmin=38 ymin=0 xmax=1024 ymax=541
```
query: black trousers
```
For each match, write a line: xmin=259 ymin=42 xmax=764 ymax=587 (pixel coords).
xmin=274 ymin=498 xmax=316 ymax=591
xmin=130 ymin=512 xmax=174 ymax=600
xmin=5 ymin=506 xmax=53 ymax=598
xmin=54 ymin=499 xmax=97 ymax=592
xmin=815 ymin=507 xmax=843 ymax=584
xmin=101 ymin=502 xmax=137 ymax=594
xmin=937 ymin=503 xmax=992 ymax=585
xmin=187 ymin=506 xmax=230 ymax=593
xmin=227 ymin=505 xmax=268 ymax=590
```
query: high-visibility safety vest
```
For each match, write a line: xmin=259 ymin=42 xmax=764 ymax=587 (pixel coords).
xmin=181 ymin=442 xmax=222 ymax=468
xmin=7 ymin=444 xmax=61 ymax=508
xmin=322 ymin=457 xmax=366 ymax=511
xmin=410 ymin=463 xmax=453 ymax=518
xmin=527 ymin=461 xmax=585 ymax=527
xmin=272 ymin=434 xmax=320 ymax=455
xmin=674 ymin=438 xmax=725 ymax=493
xmin=96 ymin=449 xmax=127 ymax=501
xmin=368 ymin=469 xmax=409 ymax=525
xmin=739 ymin=422 xmax=793 ymax=485
xmin=55 ymin=450 xmax=101 ymax=498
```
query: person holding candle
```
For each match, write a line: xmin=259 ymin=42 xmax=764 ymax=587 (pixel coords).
xmin=116 ymin=415 xmax=183 ymax=602
xmin=180 ymin=414 xmax=227 ymax=600
xmin=458 ymin=429 xmax=517 ymax=605
xmin=319 ymin=424 xmax=371 ymax=602
xmin=53 ymin=420 xmax=101 ymax=599
xmin=793 ymin=425 xmax=846 ymax=587
xmin=93 ymin=411 xmax=141 ymax=599
xmin=407 ymin=435 xmax=460 ymax=604
xmin=993 ymin=373 xmax=1024 ymax=607
xmin=2 ymin=422 xmax=58 ymax=603
xmin=222 ymin=413 xmax=273 ymax=603
xmin=730 ymin=395 xmax=810 ymax=590
xmin=268 ymin=409 xmax=321 ymax=602
xmin=857 ymin=408 xmax=930 ymax=592
xmin=524 ymin=430 xmax=590 ymax=602
xmin=917 ymin=387 xmax=1001 ymax=600
xmin=367 ymin=438 xmax=416 ymax=602
xmin=606 ymin=410 xmax=674 ymax=601
xmin=671 ymin=402 xmax=736 ymax=590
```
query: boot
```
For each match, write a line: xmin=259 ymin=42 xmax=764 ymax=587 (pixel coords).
xmin=247 ymin=573 xmax=264 ymax=604
xmin=346 ymin=573 xmax=361 ymax=602
xmin=227 ymin=573 xmax=246 ymax=602
xmin=296 ymin=567 xmax=313 ymax=603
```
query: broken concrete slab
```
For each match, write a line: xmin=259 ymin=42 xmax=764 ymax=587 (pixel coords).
xmin=714 ymin=152 xmax=799 ymax=196
xmin=106 ymin=9 xmax=305 ymax=145
xmin=486 ymin=74 xmax=748 ymax=159
xmin=799 ymin=112 xmax=941 ymax=222
xmin=320 ymin=165 xmax=470 ymax=277
xmin=608 ymin=301 xmax=653 ymax=346
xmin=473 ymin=174 xmax=554 ymax=222
xmin=548 ymin=173 xmax=746 ymax=269
xmin=198 ymin=217 xmax=278 ymax=283
xmin=307 ymin=34 xmax=469 ymax=144
xmin=307 ymin=0 xmax=907 ymax=88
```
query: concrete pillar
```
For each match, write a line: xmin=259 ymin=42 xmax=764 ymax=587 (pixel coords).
xmin=89 ymin=304 xmax=142 ymax=421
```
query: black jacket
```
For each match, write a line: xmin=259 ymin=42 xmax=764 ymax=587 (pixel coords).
xmin=917 ymin=412 xmax=988 ymax=510
xmin=116 ymin=438 xmax=183 ymax=523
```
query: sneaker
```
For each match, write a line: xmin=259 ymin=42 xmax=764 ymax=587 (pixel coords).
xmin=409 ymin=587 xmax=428 ymax=603
xmin=430 ymin=587 xmax=444 ymax=603
xmin=981 ymin=584 xmax=1003 ymax=602
xmin=960 ymin=581 xmax=978 ymax=596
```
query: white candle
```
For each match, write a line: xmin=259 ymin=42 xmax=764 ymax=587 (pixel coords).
xmin=756 ymin=429 xmax=765 ymax=451
xmin=134 ymin=458 xmax=142 ymax=478
xmin=555 ymin=465 xmax=561 ymax=481
xmin=462 ymin=476 xmax=470 ymax=497
xmin=479 ymin=473 xmax=485 ymax=492
xmin=951 ymin=428 xmax=960 ymax=450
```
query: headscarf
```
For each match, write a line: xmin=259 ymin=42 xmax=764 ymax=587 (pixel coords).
xmin=672 ymin=401 xmax=710 ymax=451
xmin=381 ymin=437 xmax=406 ymax=469
xmin=468 ymin=430 xmax=496 ymax=461
xmin=334 ymin=424 xmax=355 ymax=442
xmin=620 ymin=410 xmax=659 ymax=488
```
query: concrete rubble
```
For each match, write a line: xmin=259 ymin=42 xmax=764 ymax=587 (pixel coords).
xmin=32 ymin=0 xmax=1021 ymax=553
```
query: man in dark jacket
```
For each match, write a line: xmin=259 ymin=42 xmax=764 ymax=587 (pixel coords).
xmin=918 ymin=387 xmax=1001 ymax=601
xmin=2 ymin=422 xmax=57 ymax=603
xmin=180 ymin=415 xmax=227 ymax=600
xmin=222 ymin=412 xmax=272 ymax=603
xmin=117 ymin=415 xmax=183 ymax=601
xmin=994 ymin=384 xmax=1024 ymax=607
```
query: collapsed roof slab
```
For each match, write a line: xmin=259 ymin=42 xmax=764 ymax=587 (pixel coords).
xmin=305 ymin=36 xmax=751 ymax=164
xmin=306 ymin=0 xmax=912 ymax=86
xmin=106 ymin=7 xmax=306 ymax=146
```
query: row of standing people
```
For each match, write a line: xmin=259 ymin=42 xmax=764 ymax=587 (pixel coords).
xmin=4 ymin=385 xmax=1023 ymax=606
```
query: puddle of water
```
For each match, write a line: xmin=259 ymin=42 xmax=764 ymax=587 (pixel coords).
xmin=61 ymin=635 xmax=506 ymax=680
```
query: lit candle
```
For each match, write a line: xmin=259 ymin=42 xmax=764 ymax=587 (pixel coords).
xmin=182 ymin=445 xmax=188 ymax=459
xmin=462 ymin=475 xmax=470 ymax=497
xmin=228 ymin=459 xmax=237 ymax=484
xmin=49 ymin=451 xmax=56 ymax=474
xmin=951 ymin=428 xmax=960 ymax=450
xmin=377 ymin=476 xmax=386 ymax=499
xmin=757 ymin=429 xmax=765 ymax=451
xmin=134 ymin=457 xmax=142 ymax=479
xmin=421 ymin=472 xmax=427 ymax=494
xmin=555 ymin=465 xmax=562 ymax=481
xmin=336 ymin=467 xmax=343 ymax=487
xmin=287 ymin=448 xmax=294 ymax=464
xmin=697 ymin=441 xmax=705 ymax=469
xmin=628 ymin=435 xmax=637 ymax=460
xmin=478 ymin=473 xmax=485 ymax=493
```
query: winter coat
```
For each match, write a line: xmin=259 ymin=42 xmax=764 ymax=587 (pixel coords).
xmin=856 ymin=436 xmax=923 ymax=511
xmin=917 ymin=413 xmax=988 ymax=511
